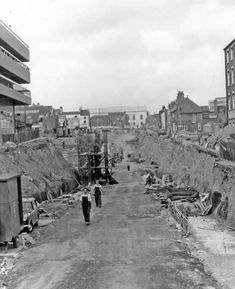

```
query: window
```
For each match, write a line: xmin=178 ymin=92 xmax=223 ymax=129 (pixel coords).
xmin=231 ymin=47 xmax=234 ymax=61
xmin=84 ymin=120 xmax=87 ymax=124
xmin=232 ymin=67 xmax=235 ymax=85
xmin=84 ymin=116 xmax=86 ymax=119
xmin=233 ymin=92 xmax=235 ymax=109
xmin=227 ymin=50 xmax=230 ymax=63
xmin=228 ymin=94 xmax=231 ymax=110
xmin=192 ymin=114 xmax=196 ymax=124
xmin=132 ymin=115 xmax=135 ymax=120
xmin=140 ymin=114 xmax=143 ymax=120
xmin=133 ymin=122 xmax=135 ymax=126
xmin=140 ymin=121 xmax=143 ymax=126
xmin=227 ymin=69 xmax=230 ymax=86
xmin=198 ymin=123 xmax=202 ymax=131
xmin=183 ymin=124 xmax=188 ymax=130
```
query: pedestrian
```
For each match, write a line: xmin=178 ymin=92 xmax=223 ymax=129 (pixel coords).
xmin=127 ymin=160 xmax=130 ymax=171
xmin=93 ymin=179 xmax=103 ymax=208
xmin=80 ymin=188 xmax=92 ymax=225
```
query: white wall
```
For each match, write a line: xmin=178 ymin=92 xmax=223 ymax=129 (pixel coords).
xmin=127 ymin=111 xmax=147 ymax=128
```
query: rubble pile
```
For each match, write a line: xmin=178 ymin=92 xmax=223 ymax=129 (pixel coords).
xmin=144 ymin=171 xmax=212 ymax=217
xmin=0 ymin=257 xmax=15 ymax=276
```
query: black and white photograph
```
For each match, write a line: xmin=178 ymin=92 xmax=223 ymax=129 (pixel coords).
xmin=0 ymin=0 xmax=235 ymax=288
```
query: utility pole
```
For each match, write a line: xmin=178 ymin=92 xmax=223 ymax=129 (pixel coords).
xmin=76 ymin=135 xmax=79 ymax=170
xmin=103 ymin=129 xmax=109 ymax=181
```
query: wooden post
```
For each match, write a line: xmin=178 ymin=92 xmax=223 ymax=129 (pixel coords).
xmin=103 ymin=129 xmax=109 ymax=180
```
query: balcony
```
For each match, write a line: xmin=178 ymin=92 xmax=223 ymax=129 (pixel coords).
xmin=0 ymin=75 xmax=31 ymax=105
xmin=0 ymin=45 xmax=30 ymax=84
xmin=0 ymin=20 xmax=29 ymax=62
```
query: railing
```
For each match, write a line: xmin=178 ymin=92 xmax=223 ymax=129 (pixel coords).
xmin=0 ymin=45 xmax=30 ymax=71
xmin=0 ymin=74 xmax=30 ymax=96
xmin=0 ymin=19 xmax=29 ymax=49
xmin=168 ymin=199 xmax=189 ymax=236
xmin=2 ymin=130 xmax=39 ymax=144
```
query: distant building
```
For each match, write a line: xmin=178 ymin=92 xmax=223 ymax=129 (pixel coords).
xmin=61 ymin=108 xmax=90 ymax=132
xmin=90 ymin=106 xmax=148 ymax=128
xmin=78 ymin=108 xmax=90 ymax=129
xmin=168 ymin=91 xmax=203 ymax=133
xmin=90 ymin=114 xmax=110 ymax=127
xmin=159 ymin=106 xmax=168 ymax=131
xmin=90 ymin=112 xmax=128 ymax=128
xmin=15 ymin=103 xmax=59 ymax=133
xmin=0 ymin=19 xmax=31 ymax=140
xmin=224 ymin=39 xmax=235 ymax=124
xmin=200 ymin=105 xmax=210 ymax=125
xmin=146 ymin=113 xmax=160 ymax=128
xmin=208 ymin=97 xmax=227 ymax=125
xmin=62 ymin=111 xmax=80 ymax=132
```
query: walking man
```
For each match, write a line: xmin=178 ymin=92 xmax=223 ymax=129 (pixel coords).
xmin=127 ymin=160 xmax=130 ymax=171
xmin=80 ymin=188 xmax=92 ymax=225
xmin=93 ymin=179 xmax=103 ymax=208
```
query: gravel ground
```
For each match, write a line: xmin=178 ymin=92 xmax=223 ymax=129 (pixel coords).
xmin=4 ymin=160 xmax=220 ymax=289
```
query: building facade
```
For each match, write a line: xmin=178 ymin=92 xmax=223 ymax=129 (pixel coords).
xmin=224 ymin=39 xmax=235 ymax=124
xmin=15 ymin=104 xmax=59 ymax=133
xmin=208 ymin=97 xmax=227 ymax=126
xmin=159 ymin=106 xmax=168 ymax=131
xmin=78 ymin=108 xmax=90 ymax=129
xmin=90 ymin=106 xmax=148 ymax=128
xmin=168 ymin=91 xmax=203 ymax=133
xmin=61 ymin=108 xmax=90 ymax=132
xmin=90 ymin=112 xmax=128 ymax=128
xmin=0 ymin=19 xmax=31 ymax=139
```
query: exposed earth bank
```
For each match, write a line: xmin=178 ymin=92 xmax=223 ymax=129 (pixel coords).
xmin=133 ymin=131 xmax=235 ymax=228
xmin=0 ymin=138 xmax=77 ymax=201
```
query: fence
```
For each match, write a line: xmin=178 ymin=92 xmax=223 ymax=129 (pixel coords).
xmin=168 ymin=199 xmax=189 ymax=236
xmin=2 ymin=130 xmax=39 ymax=144
xmin=219 ymin=139 xmax=235 ymax=161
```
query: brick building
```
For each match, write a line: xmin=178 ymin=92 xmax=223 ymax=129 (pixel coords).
xmin=168 ymin=91 xmax=203 ymax=133
xmin=224 ymin=39 xmax=235 ymax=124
xmin=159 ymin=106 xmax=168 ymax=131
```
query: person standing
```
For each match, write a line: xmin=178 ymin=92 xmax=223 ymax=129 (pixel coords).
xmin=127 ymin=160 xmax=130 ymax=171
xmin=80 ymin=188 xmax=92 ymax=225
xmin=93 ymin=179 xmax=103 ymax=208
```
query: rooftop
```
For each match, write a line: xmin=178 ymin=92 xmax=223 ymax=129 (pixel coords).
xmin=0 ymin=19 xmax=29 ymax=49
xmin=224 ymin=38 xmax=235 ymax=51
xmin=90 ymin=106 xmax=148 ymax=114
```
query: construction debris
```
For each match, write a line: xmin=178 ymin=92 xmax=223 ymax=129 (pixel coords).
xmin=0 ymin=257 xmax=15 ymax=276
xmin=143 ymin=168 xmax=215 ymax=235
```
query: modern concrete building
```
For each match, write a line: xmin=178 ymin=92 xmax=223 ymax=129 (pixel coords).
xmin=0 ymin=19 xmax=31 ymax=139
xmin=224 ymin=39 xmax=235 ymax=124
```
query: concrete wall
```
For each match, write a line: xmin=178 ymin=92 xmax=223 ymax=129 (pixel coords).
xmin=0 ymin=20 xmax=29 ymax=62
xmin=0 ymin=48 xmax=30 ymax=83
xmin=127 ymin=111 xmax=147 ymax=128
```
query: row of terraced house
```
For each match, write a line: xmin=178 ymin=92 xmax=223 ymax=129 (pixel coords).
xmin=157 ymin=38 xmax=235 ymax=135
xmin=158 ymin=92 xmax=227 ymax=135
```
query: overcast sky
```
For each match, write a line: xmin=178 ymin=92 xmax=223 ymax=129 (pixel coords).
xmin=1 ymin=0 xmax=235 ymax=112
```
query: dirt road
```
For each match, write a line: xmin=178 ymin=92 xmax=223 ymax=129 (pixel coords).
xmin=8 ymin=160 xmax=219 ymax=289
